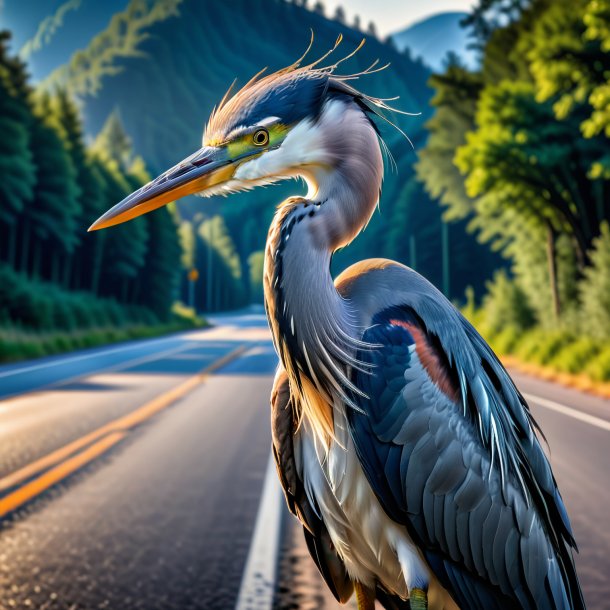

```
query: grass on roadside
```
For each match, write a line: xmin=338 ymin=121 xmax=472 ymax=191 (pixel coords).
xmin=464 ymin=306 xmax=610 ymax=397
xmin=0 ymin=305 xmax=207 ymax=364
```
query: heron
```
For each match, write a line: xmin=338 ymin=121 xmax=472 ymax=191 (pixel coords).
xmin=89 ymin=41 xmax=585 ymax=610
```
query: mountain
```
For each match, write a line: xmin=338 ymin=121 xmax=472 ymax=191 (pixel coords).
xmin=2 ymin=0 xmax=129 ymax=81
xmin=38 ymin=0 xmax=500 ymax=300
xmin=391 ymin=12 xmax=477 ymax=71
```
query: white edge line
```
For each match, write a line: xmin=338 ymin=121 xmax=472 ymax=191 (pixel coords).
xmin=0 ymin=342 xmax=199 ymax=412
xmin=0 ymin=333 xmax=184 ymax=379
xmin=235 ymin=452 xmax=283 ymax=610
xmin=523 ymin=392 xmax=610 ymax=432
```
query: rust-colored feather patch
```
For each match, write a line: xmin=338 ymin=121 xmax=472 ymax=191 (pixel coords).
xmin=389 ymin=319 xmax=459 ymax=403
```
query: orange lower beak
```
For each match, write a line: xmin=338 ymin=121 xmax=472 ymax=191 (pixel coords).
xmin=88 ymin=146 xmax=235 ymax=231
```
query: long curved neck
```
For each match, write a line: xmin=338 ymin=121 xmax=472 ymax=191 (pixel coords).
xmin=264 ymin=99 xmax=383 ymax=442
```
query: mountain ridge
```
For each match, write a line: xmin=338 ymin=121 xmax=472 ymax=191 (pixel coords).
xmin=391 ymin=11 xmax=477 ymax=71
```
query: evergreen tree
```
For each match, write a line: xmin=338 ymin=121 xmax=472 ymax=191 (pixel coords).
xmin=0 ymin=31 xmax=36 ymax=267
xmin=28 ymin=93 xmax=81 ymax=283
xmin=52 ymin=89 xmax=106 ymax=289
xmin=129 ymin=157 xmax=181 ymax=319
xmin=333 ymin=6 xmax=346 ymax=24
xmin=92 ymin=112 xmax=150 ymax=303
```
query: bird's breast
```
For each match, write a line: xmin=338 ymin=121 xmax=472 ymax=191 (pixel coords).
xmin=294 ymin=403 xmax=419 ymax=597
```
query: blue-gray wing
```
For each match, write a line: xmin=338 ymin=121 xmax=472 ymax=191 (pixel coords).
xmin=348 ymin=306 xmax=585 ymax=610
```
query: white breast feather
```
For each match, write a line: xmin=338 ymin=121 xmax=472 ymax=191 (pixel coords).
xmin=295 ymin=346 xmax=460 ymax=610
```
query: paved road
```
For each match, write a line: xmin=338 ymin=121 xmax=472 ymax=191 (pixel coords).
xmin=0 ymin=312 xmax=608 ymax=609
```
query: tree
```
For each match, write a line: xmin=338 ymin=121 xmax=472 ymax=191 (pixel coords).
xmin=579 ymin=221 xmax=610 ymax=338
xmin=28 ymin=93 xmax=81 ymax=283
xmin=353 ymin=15 xmax=361 ymax=31
xmin=92 ymin=109 xmax=134 ymax=170
xmin=333 ymin=6 xmax=346 ymax=24
xmin=366 ymin=21 xmax=377 ymax=38
xmin=198 ymin=215 xmax=245 ymax=311
xmin=0 ymin=31 xmax=36 ymax=267
xmin=128 ymin=157 xmax=181 ymax=318
xmin=416 ymin=61 xmax=483 ymax=222
xmin=454 ymin=79 xmax=606 ymax=314
xmin=94 ymin=155 xmax=149 ymax=303
xmin=248 ymin=251 xmax=265 ymax=303
xmin=528 ymin=0 xmax=610 ymax=175
xmin=52 ymin=89 xmax=106 ymax=290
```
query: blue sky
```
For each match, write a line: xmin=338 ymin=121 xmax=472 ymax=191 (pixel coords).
xmin=324 ymin=0 xmax=476 ymax=35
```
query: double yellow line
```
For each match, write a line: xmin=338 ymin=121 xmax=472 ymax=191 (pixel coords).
xmin=0 ymin=344 xmax=248 ymax=519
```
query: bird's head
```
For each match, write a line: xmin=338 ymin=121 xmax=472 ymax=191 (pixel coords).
xmin=89 ymin=38 xmax=401 ymax=232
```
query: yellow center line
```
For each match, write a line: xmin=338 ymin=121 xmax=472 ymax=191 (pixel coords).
xmin=0 ymin=432 xmax=127 ymax=519
xmin=0 ymin=344 xmax=248 ymax=513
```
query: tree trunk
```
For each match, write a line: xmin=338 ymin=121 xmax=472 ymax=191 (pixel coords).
xmin=52 ymin=252 xmax=60 ymax=284
xmin=91 ymin=235 xmax=105 ymax=295
xmin=546 ymin=222 xmax=561 ymax=319
xmin=7 ymin=223 xmax=17 ymax=269
xmin=63 ymin=254 xmax=72 ymax=288
xmin=32 ymin=240 xmax=42 ymax=279
xmin=20 ymin=218 xmax=30 ymax=275
xmin=73 ymin=254 xmax=81 ymax=291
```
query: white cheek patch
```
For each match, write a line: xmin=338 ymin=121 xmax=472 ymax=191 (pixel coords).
xmin=234 ymin=115 xmax=331 ymax=182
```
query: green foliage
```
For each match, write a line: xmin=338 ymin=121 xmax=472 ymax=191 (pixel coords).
xmin=0 ymin=30 xmax=188 ymax=353
xmin=549 ymin=337 xmax=602 ymax=374
xmin=30 ymin=93 xmax=81 ymax=256
xmin=421 ymin=0 xmax=610 ymax=352
xmin=579 ymin=221 xmax=610 ymax=338
xmin=416 ymin=61 xmax=483 ymax=221
xmin=196 ymin=215 xmax=246 ymax=311
xmin=585 ymin=347 xmax=610 ymax=382
xmin=42 ymin=0 xmax=184 ymax=97
xmin=0 ymin=263 xmax=156 ymax=332
xmin=248 ymin=251 xmax=265 ymax=304
xmin=40 ymin=0 xmax=499 ymax=302
xmin=514 ymin=328 xmax=575 ymax=366
xmin=0 ymin=320 xmax=198 ymax=365
xmin=0 ymin=32 xmax=36 ymax=237
xmin=481 ymin=270 xmax=535 ymax=333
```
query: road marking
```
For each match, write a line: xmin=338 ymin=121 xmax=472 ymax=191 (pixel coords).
xmin=0 ymin=432 xmax=127 ymax=518
xmin=235 ymin=452 xmax=283 ymax=610
xmin=0 ymin=332 xmax=190 ymax=379
xmin=0 ymin=340 xmax=202 ymax=406
xmin=524 ymin=392 xmax=610 ymax=432
xmin=0 ymin=344 xmax=248 ymax=513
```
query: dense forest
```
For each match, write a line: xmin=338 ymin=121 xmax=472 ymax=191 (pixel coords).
xmin=0 ymin=30 xmax=191 ymax=361
xmin=41 ymin=0 xmax=502 ymax=309
xmin=4 ymin=0 xmax=610 ymax=381
xmin=418 ymin=0 xmax=610 ymax=382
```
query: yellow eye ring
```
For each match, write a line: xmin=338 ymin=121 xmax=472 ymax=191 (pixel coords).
xmin=253 ymin=128 xmax=269 ymax=146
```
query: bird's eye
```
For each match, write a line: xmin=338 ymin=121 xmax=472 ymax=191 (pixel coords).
xmin=252 ymin=128 xmax=269 ymax=146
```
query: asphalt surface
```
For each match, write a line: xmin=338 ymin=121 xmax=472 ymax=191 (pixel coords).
xmin=0 ymin=311 xmax=608 ymax=609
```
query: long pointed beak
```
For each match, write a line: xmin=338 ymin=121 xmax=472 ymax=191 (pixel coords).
xmin=88 ymin=146 xmax=235 ymax=231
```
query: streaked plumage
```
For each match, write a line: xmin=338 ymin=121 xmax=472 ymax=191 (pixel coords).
xmin=90 ymin=39 xmax=586 ymax=610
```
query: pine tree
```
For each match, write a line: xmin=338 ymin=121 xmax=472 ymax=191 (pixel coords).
xmin=28 ymin=93 xmax=81 ymax=282
xmin=129 ymin=157 xmax=181 ymax=319
xmin=0 ymin=31 xmax=36 ymax=267
xmin=52 ymin=89 xmax=106 ymax=289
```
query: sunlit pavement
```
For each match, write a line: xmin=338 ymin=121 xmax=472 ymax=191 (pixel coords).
xmin=0 ymin=311 xmax=607 ymax=609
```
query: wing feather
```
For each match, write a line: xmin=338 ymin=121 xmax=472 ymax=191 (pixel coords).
xmin=347 ymin=305 xmax=585 ymax=610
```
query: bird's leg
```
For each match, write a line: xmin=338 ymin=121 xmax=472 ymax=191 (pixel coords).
xmin=354 ymin=582 xmax=376 ymax=610
xmin=409 ymin=587 xmax=428 ymax=610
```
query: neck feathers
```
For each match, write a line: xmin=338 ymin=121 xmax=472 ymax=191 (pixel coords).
xmin=264 ymin=100 xmax=382 ymax=446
